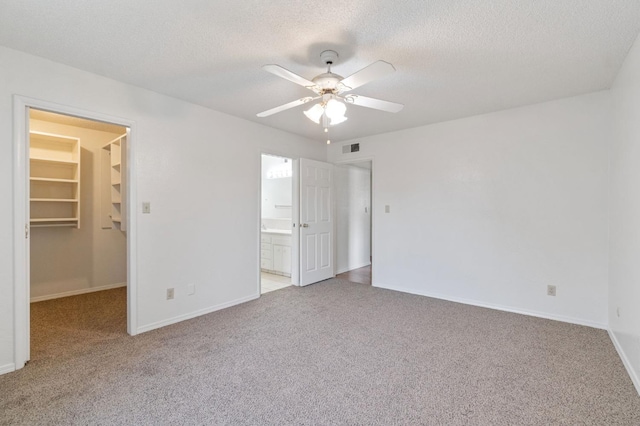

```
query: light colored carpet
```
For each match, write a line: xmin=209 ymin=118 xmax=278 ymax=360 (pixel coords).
xmin=1 ymin=279 xmax=639 ymax=425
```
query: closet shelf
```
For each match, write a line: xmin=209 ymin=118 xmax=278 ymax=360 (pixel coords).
xmin=31 ymin=223 xmax=78 ymax=228
xmin=30 ymin=156 xmax=78 ymax=165
xmin=30 ymin=177 xmax=78 ymax=183
xmin=29 ymin=130 xmax=81 ymax=229
xmin=31 ymin=198 xmax=78 ymax=203
xmin=31 ymin=218 xmax=79 ymax=223
xmin=103 ymin=133 xmax=127 ymax=231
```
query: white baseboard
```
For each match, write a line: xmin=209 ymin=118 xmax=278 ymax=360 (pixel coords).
xmin=336 ymin=261 xmax=371 ymax=275
xmin=30 ymin=282 xmax=127 ymax=303
xmin=374 ymin=283 xmax=607 ymax=330
xmin=0 ymin=363 xmax=16 ymax=375
xmin=136 ymin=293 xmax=260 ymax=334
xmin=608 ymin=329 xmax=640 ymax=396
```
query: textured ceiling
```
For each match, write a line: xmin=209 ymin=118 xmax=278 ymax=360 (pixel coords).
xmin=2 ymin=1 xmax=640 ymax=143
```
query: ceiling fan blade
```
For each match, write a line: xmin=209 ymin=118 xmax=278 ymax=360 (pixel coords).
xmin=345 ymin=95 xmax=404 ymax=113
xmin=262 ymin=64 xmax=316 ymax=90
xmin=256 ymin=97 xmax=318 ymax=117
xmin=339 ymin=60 xmax=396 ymax=92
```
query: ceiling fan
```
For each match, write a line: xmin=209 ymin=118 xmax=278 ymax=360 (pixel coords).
xmin=257 ymin=50 xmax=403 ymax=132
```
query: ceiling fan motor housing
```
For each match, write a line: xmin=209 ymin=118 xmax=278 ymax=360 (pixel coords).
xmin=312 ymin=73 xmax=343 ymax=91
xmin=312 ymin=50 xmax=343 ymax=93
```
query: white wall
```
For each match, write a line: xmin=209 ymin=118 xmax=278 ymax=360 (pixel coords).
xmin=0 ymin=46 xmax=326 ymax=373
xmin=328 ymin=91 xmax=610 ymax=328
xmin=609 ymin=32 xmax=640 ymax=393
xmin=335 ymin=164 xmax=371 ymax=274
xmin=29 ymin=119 xmax=127 ymax=300
xmin=261 ymin=155 xmax=292 ymax=219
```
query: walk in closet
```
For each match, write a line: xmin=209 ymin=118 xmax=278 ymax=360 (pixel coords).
xmin=29 ymin=109 xmax=128 ymax=304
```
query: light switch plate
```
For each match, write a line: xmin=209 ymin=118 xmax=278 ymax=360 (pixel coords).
xmin=142 ymin=202 xmax=151 ymax=214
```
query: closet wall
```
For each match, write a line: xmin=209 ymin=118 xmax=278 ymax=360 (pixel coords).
xmin=29 ymin=117 xmax=127 ymax=300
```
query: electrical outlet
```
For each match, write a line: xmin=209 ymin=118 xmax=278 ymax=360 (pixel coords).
xmin=187 ymin=283 xmax=195 ymax=296
xmin=166 ymin=288 xmax=174 ymax=300
xmin=547 ymin=285 xmax=556 ymax=297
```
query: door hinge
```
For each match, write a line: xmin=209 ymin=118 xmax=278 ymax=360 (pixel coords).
xmin=25 ymin=224 xmax=29 ymax=239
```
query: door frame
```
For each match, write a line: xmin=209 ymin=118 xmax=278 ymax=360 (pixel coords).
xmin=332 ymin=156 xmax=375 ymax=285
xmin=12 ymin=95 xmax=138 ymax=370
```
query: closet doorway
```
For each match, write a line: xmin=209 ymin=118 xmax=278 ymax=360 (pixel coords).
xmin=12 ymin=96 xmax=138 ymax=369
xmin=29 ymin=109 xmax=129 ymax=360
xmin=260 ymin=154 xmax=294 ymax=294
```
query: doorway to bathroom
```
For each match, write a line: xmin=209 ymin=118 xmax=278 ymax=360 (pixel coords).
xmin=260 ymin=154 xmax=293 ymax=294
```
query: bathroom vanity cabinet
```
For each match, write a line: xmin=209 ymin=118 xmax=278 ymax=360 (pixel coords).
xmin=260 ymin=232 xmax=291 ymax=276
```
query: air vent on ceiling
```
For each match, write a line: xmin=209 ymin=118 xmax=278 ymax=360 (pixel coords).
xmin=342 ymin=143 xmax=360 ymax=154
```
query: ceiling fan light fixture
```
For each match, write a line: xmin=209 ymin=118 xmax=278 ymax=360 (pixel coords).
xmin=324 ymin=98 xmax=348 ymax=126
xmin=329 ymin=114 xmax=348 ymax=126
xmin=303 ymin=104 xmax=324 ymax=124
xmin=325 ymin=98 xmax=346 ymax=118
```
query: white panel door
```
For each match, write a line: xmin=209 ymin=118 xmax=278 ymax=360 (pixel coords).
xmin=299 ymin=158 xmax=334 ymax=286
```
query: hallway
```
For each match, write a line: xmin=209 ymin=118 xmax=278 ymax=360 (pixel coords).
xmin=336 ymin=265 xmax=371 ymax=285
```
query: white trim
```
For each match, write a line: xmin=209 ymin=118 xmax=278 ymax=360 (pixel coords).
xmin=375 ymin=282 xmax=608 ymax=330
xmin=30 ymin=282 xmax=126 ymax=303
xmin=291 ymin=158 xmax=300 ymax=286
xmin=257 ymin=153 xmax=263 ymax=295
xmin=125 ymin=126 xmax=138 ymax=336
xmin=608 ymin=329 xmax=640 ymax=396
xmin=136 ymin=294 xmax=260 ymax=334
xmin=13 ymin=96 xmax=30 ymax=370
xmin=336 ymin=261 xmax=372 ymax=275
xmin=370 ymin=159 xmax=375 ymax=286
xmin=0 ymin=363 xmax=16 ymax=375
xmin=12 ymin=95 xmax=138 ymax=372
